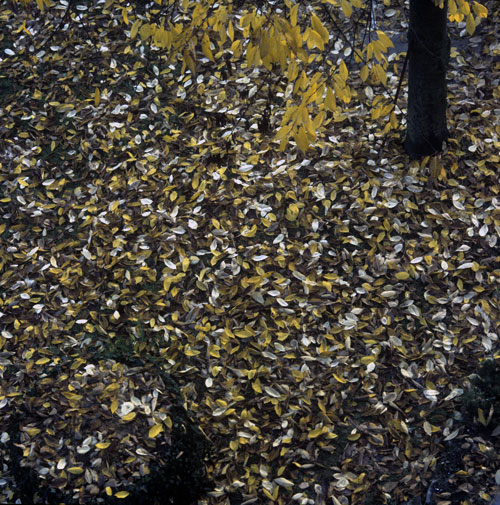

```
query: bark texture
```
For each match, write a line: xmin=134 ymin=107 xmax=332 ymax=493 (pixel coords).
xmin=404 ymin=0 xmax=450 ymax=159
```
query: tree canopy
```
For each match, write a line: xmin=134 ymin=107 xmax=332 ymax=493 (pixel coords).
xmin=1 ymin=0 xmax=499 ymax=504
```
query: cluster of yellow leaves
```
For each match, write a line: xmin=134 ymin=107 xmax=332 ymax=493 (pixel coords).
xmin=448 ymin=0 xmax=488 ymax=34
xmin=13 ymin=0 xmax=488 ymax=152
xmin=431 ymin=0 xmax=488 ymax=34
xmin=96 ymin=0 xmax=373 ymax=153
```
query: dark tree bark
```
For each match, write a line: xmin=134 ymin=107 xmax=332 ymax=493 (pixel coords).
xmin=404 ymin=0 xmax=450 ymax=159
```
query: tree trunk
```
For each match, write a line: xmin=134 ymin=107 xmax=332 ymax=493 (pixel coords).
xmin=404 ymin=0 xmax=450 ymax=159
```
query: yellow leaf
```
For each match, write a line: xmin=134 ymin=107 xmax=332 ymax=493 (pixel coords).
xmin=295 ymin=70 xmax=307 ymax=92
xmin=246 ymin=43 xmax=260 ymax=67
xmin=377 ymin=30 xmax=394 ymax=49
xmin=325 ymin=86 xmax=336 ymax=111
xmin=360 ymin=355 xmax=376 ymax=364
xmin=311 ymin=13 xmax=329 ymax=43
xmin=294 ymin=126 xmax=309 ymax=152
xmin=35 ymin=357 xmax=50 ymax=365
xmin=163 ymin=277 xmax=172 ymax=293
xmin=241 ymin=224 xmax=257 ymax=237
xmin=278 ymin=134 xmax=288 ymax=151
xmin=335 ymin=83 xmax=348 ymax=104
xmin=115 ymin=491 xmax=130 ymax=499
xmin=149 ymin=424 xmax=164 ymax=438
xmin=130 ymin=19 xmax=141 ymax=39
xmin=94 ymin=88 xmax=100 ymax=107
xmin=235 ymin=329 xmax=253 ymax=338
xmin=68 ymin=467 xmax=84 ymax=475
xmin=0 ymin=223 xmax=5 ymax=234
xmin=122 ymin=7 xmax=129 ymax=25
xmin=23 ymin=427 xmax=41 ymax=436
xmin=308 ymin=427 xmax=325 ymax=439
xmin=105 ymin=487 xmax=113 ymax=496
xmin=252 ymin=379 xmax=262 ymax=393
xmin=291 ymin=25 xmax=303 ymax=54
xmin=154 ymin=25 xmax=170 ymax=48
xmin=240 ymin=12 xmax=253 ymax=28
xmin=308 ymin=29 xmax=324 ymax=51
xmin=312 ymin=111 xmax=325 ymax=129
xmin=301 ymin=104 xmax=314 ymax=132
xmin=338 ymin=59 xmax=348 ymax=81
xmin=477 ymin=408 xmax=487 ymax=426
xmin=373 ymin=64 xmax=387 ymax=85
xmin=122 ymin=412 xmax=136 ymax=422
xmin=341 ymin=0 xmax=353 ymax=17
xmin=360 ymin=65 xmax=369 ymax=82
xmin=395 ymin=272 xmax=410 ymax=280
xmin=371 ymin=104 xmax=382 ymax=120
xmin=182 ymin=49 xmax=196 ymax=76
xmin=192 ymin=172 xmax=199 ymax=189
xmin=472 ymin=1 xmax=488 ymax=18
xmin=110 ymin=399 xmax=119 ymax=414
xmin=62 ymin=392 xmax=83 ymax=401
xmin=423 ymin=421 xmax=432 ymax=436
xmin=324 ymin=273 xmax=338 ymax=280
xmin=315 ymin=82 xmax=326 ymax=104
xmin=260 ymin=30 xmax=270 ymax=59
xmin=333 ymin=373 xmax=346 ymax=383
xmin=466 ymin=13 xmax=475 ymax=34
xmin=390 ymin=111 xmax=398 ymax=129
xmin=96 ymin=442 xmax=111 ymax=449
xmin=286 ymin=203 xmax=300 ymax=221
xmin=290 ymin=3 xmax=299 ymax=26
xmin=274 ymin=123 xmax=293 ymax=141
xmin=201 ymin=33 xmax=215 ymax=61
xmin=182 ymin=257 xmax=190 ymax=272
xmin=139 ymin=23 xmax=152 ymax=40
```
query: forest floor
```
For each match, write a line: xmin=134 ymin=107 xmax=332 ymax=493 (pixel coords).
xmin=0 ymin=1 xmax=499 ymax=504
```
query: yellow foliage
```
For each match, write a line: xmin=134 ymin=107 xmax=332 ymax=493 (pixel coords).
xmin=341 ymin=0 xmax=352 ymax=17
xmin=472 ymin=1 xmax=488 ymax=17
xmin=139 ymin=23 xmax=152 ymax=40
xmin=325 ymin=86 xmax=336 ymax=111
xmin=201 ymin=33 xmax=215 ymax=61
xmin=290 ymin=3 xmax=299 ymax=26
xmin=148 ymin=424 xmax=164 ymax=438
xmin=307 ymin=28 xmax=324 ymax=51
xmin=294 ymin=126 xmax=309 ymax=152
xmin=130 ymin=19 xmax=141 ymax=39
xmin=311 ymin=13 xmax=329 ymax=43
xmin=360 ymin=65 xmax=369 ymax=82
xmin=338 ymin=59 xmax=348 ymax=81
xmin=466 ymin=13 xmax=476 ymax=34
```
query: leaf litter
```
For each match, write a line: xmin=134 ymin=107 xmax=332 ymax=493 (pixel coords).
xmin=0 ymin=0 xmax=499 ymax=504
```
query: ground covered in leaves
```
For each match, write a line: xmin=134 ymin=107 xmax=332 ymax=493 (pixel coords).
xmin=1 ymin=0 xmax=500 ymax=504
